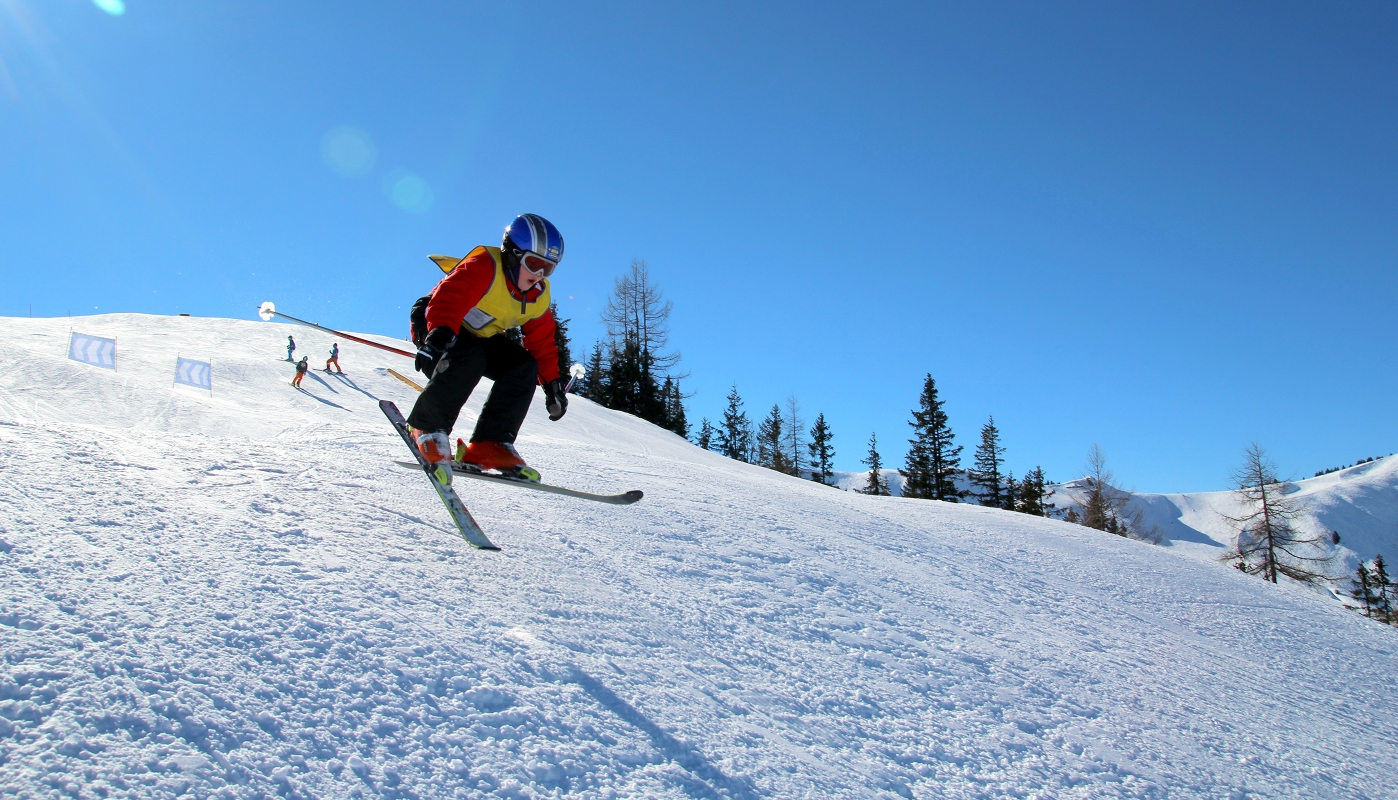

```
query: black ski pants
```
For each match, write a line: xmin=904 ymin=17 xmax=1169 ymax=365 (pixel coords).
xmin=406 ymin=333 xmax=537 ymax=443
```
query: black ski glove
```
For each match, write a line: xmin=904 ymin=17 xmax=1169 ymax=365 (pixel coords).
xmin=414 ymin=326 xmax=455 ymax=376
xmin=543 ymin=378 xmax=568 ymax=421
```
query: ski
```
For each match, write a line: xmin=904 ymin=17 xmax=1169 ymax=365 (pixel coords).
xmin=379 ymin=400 xmax=499 ymax=550
xmin=391 ymin=460 xmax=644 ymax=505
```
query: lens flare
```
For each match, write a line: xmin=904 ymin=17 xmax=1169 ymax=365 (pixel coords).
xmin=320 ymin=126 xmax=376 ymax=177
xmin=92 ymin=0 xmax=126 ymax=16
xmin=382 ymin=169 xmax=433 ymax=214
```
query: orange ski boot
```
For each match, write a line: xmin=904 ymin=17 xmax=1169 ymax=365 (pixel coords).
xmin=414 ymin=430 xmax=454 ymax=484
xmin=460 ymin=440 xmax=540 ymax=483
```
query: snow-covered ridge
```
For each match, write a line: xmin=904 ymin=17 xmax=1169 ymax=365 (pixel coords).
xmin=2 ymin=313 xmax=1396 ymax=798
xmin=838 ymin=457 xmax=1398 ymax=589
xmin=1040 ymin=461 xmax=1398 ymax=586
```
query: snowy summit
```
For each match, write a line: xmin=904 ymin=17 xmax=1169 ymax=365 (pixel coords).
xmin=1 ymin=313 xmax=1396 ymax=798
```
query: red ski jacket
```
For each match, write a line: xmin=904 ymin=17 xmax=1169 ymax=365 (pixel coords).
xmin=424 ymin=246 xmax=560 ymax=383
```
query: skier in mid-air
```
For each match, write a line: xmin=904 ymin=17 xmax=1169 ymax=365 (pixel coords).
xmin=286 ymin=335 xmax=296 ymax=361
xmin=326 ymin=343 xmax=343 ymax=374
xmin=292 ymin=356 xmax=309 ymax=388
xmin=407 ymin=213 xmax=568 ymax=483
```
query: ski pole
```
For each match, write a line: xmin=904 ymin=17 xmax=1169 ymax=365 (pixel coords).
xmin=257 ymin=302 xmax=414 ymax=358
xmin=563 ymin=362 xmax=585 ymax=394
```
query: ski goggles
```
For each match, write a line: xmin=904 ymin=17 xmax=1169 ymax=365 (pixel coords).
xmin=519 ymin=251 xmax=557 ymax=278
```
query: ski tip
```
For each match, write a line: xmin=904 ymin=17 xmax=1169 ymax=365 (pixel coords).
xmin=622 ymin=490 xmax=644 ymax=504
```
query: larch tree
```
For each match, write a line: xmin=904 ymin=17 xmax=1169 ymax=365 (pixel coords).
xmin=599 ymin=259 xmax=684 ymax=429
xmin=1078 ymin=444 xmax=1155 ymax=541
xmin=1372 ymin=554 xmax=1394 ymax=623
xmin=783 ymin=395 xmax=806 ymax=478
xmin=1351 ymin=562 xmax=1380 ymax=618
xmin=1218 ymin=443 xmax=1333 ymax=584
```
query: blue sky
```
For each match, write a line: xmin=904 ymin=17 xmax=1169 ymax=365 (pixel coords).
xmin=2 ymin=1 xmax=1395 ymax=491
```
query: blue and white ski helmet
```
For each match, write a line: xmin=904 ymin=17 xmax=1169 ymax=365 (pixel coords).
xmin=503 ymin=214 xmax=564 ymax=266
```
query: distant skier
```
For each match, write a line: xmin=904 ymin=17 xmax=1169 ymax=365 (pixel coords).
xmin=286 ymin=335 xmax=296 ymax=361
xmin=326 ymin=343 xmax=342 ymax=374
xmin=407 ymin=213 xmax=568 ymax=483
xmin=292 ymin=356 xmax=309 ymax=388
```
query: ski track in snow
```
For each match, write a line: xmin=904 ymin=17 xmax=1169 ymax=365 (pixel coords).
xmin=1 ymin=314 xmax=1396 ymax=799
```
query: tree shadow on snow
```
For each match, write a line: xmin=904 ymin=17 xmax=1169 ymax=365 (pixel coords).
xmin=568 ymin=666 xmax=759 ymax=800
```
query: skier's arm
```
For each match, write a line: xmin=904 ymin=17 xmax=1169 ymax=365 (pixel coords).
xmin=424 ymin=248 xmax=495 ymax=334
xmin=521 ymin=309 xmax=560 ymax=384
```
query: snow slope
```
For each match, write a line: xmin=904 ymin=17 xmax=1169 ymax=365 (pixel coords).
xmin=1046 ymin=461 xmax=1398 ymax=580
xmin=2 ymin=313 xmax=1397 ymax=799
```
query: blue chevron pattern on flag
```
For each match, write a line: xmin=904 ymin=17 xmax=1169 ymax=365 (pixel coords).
xmin=175 ymin=357 xmax=212 ymax=390
xmin=68 ymin=332 xmax=117 ymax=370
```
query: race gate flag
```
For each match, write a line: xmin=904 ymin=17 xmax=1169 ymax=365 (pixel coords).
xmin=68 ymin=332 xmax=117 ymax=370
xmin=174 ymin=358 xmax=212 ymax=390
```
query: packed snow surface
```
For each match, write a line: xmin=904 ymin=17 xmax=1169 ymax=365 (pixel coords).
xmin=2 ymin=313 xmax=1396 ymax=799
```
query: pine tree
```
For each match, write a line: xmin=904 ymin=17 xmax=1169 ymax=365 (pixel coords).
xmin=1016 ymin=467 xmax=1054 ymax=517
xmin=580 ymin=343 xmax=607 ymax=402
xmin=550 ymin=304 xmax=573 ymax=386
xmin=696 ymin=418 xmax=716 ymax=450
xmin=969 ymin=416 xmax=1006 ymax=508
xmin=718 ymin=385 xmax=753 ymax=462
xmin=902 ymin=375 xmax=962 ymax=500
xmin=662 ymin=377 xmax=689 ymax=439
xmin=1351 ymin=562 xmax=1378 ymax=618
xmin=756 ymin=405 xmax=794 ymax=473
xmin=860 ymin=433 xmax=889 ymax=496
xmin=807 ymin=413 xmax=836 ymax=486
xmin=1002 ymin=470 xmax=1018 ymax=511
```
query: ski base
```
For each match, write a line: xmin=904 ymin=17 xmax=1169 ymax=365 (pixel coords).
xmin=380 ymin=401 xmax=499 ymax=550
xmin=392 ymin=461 xmax=644 ymax=505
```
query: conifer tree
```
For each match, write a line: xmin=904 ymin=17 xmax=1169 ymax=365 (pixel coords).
xmin=696 ymin=418 xmax=716 ymax=450
xmin=783 ymin=395 xmax=806 ymax=478
xmin=903 ymin=375 xmax=962 ymax=500
xmin=550 ymin=304 xmax=573 ymax=386
xmin=718 ymin=385 xmax=753 ymax=462
xmin=1351 ymin=562 xmax=1378 ymax=618
xmin=1219 ymin=443 xmax=1334 ymax=584
xmin=662 ymin=377 xmax=689 ymax=439
xmin=580 ymin=343 xmax=607 ymax=402
xmin=1077 ymin=444 xmax=1148 ymax=538
xmin=597 ymin=260 xmax=681 ymax=429
xmin=756 ymin=405 xmax=792 ymax=474
xmin=807 ymin=413 xmax=836 ymax=486
xmin=1002 ymin=470 xmax=1018 ymax=511
xmin=1372 ymin=554 xmax=1394 ymax=623
xmin=861 ymin=433 xmax=889 ymax=496
xmin=1016 ymin=467 xmax=1054 ymax=517
xmin=969 ymin=416 xmax=1006 ymax=508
